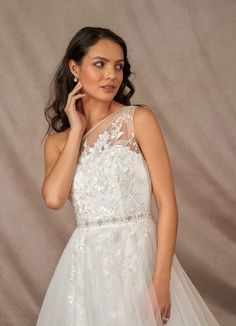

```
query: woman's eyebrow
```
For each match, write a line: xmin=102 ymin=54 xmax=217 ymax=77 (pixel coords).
xmin=91 ymin=56 xmax=124 ymax=62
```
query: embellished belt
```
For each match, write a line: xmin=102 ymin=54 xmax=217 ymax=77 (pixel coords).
xmin=76 ymin=210 xmax=153 ymax=228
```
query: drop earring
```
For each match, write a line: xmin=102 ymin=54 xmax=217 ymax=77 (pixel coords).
xmin=74 ymin=76 xmax=79 ymax=82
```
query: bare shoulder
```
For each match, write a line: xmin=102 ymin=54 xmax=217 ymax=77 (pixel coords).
xmin=133 ymin=105 xmax=163 ymax=144
xmin=44 ymin=128 xmax=70 ymax=153
xmin=133 ymin=105 xmax=156 ymax=125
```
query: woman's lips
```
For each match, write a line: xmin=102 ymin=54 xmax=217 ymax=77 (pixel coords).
xmin=101 ymin=86 xmax=115 ymax=92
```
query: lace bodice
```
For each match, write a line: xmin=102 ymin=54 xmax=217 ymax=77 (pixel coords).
xmin=68 ymin=105 xmax=154 ymax=227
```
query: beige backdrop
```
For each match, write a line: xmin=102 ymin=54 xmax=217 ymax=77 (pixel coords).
xmin=1 ymin=0 xmax=235 ymax=325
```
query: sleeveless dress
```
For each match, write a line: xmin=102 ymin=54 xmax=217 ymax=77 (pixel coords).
xmin=36 ymin=105 xmax=220 ymax=325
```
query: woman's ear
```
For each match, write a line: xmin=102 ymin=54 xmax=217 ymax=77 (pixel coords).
xmin=68 ymin=59 xmax=80 ymax=78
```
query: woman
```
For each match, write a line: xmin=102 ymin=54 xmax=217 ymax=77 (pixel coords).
xmin=36 ymin=26 xmax=220 ymax=325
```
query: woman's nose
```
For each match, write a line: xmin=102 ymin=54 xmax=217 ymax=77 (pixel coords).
xmin=105 ymin=66 xmax=117 ymax=79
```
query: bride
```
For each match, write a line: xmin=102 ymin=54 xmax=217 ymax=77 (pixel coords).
xmin=36 ymin=26 xmax=220 ymax=325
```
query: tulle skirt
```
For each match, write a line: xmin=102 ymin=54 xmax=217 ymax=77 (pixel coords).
xmin=36 ymin=218 xmax=220 ymax=325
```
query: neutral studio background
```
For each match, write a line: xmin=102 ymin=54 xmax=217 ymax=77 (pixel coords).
xmin=0 ymin=0 xmax=235 ymax=325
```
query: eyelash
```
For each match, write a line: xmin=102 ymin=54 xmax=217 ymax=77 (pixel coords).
xmin=94 ymin=61 xmax=124 ymax=70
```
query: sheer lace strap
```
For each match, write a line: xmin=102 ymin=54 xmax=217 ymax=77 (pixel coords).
xmin=81 ymin=105 xmax=140 ymax=153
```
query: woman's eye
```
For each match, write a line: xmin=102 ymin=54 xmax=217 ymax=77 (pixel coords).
xmin=116 ymin=64 xmax=124 ymax=70
xmin=95 ymin=61 xmax=104 ymax=68
xmin=94 ymin=61 xmax=124 ymax=70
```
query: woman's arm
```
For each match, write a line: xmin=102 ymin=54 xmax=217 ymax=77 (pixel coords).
xmin=41 ymin=129 xmax=83 ymax=210
xmin=133 ymin=106 xmax=179 ymax=281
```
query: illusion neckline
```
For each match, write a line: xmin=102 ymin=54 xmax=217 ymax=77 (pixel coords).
xmin=82 ymin=105 xmax=131 ymax=139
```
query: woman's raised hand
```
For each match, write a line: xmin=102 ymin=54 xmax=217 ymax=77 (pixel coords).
xmin=64 ymin=81 xmax=87 ymax=133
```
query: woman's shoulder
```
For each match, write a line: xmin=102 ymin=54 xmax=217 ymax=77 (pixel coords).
xmin=132 ymin=104 xmax=155 ymax=122
xmin=44 ymin=128 xmax=70 ymax=153
xmin=133 ymin=103 xmax=153 ymax=112
xmin=132 ymin=104 xmax=161 ymax=141
xmin=132 ymin=104 xmax=154 ymax=121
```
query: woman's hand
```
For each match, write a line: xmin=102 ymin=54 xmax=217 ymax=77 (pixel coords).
xmin=153 ymin=277 xmax=171 ymax=324
xmin=64 ymin=81 xmax=87 ymax=133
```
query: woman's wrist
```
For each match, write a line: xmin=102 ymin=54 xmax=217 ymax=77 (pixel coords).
xmin=69 ymin=127 xmax=84 ymax=139
xmin=153 ymin=271 xmax=171 ymax=284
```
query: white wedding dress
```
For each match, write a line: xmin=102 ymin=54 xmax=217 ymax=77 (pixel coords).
xmin=36 ymin=105 xmax=220 ymax=325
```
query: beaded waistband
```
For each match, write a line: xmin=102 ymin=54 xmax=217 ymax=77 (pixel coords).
xmin=76 ymin=210 xmax=153 ymax=228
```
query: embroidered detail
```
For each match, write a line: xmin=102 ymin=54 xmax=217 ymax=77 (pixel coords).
xmin=80 ymin=107 xmax=140 ymax=154
xmin=76 ymin=210 xmax=152 ymax=228
xmin=70 ymin=145 xmax=152 ymax=227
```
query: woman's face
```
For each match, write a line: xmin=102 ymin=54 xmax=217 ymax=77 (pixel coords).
xmin=71 ymin=39 xmax=124 ymax=101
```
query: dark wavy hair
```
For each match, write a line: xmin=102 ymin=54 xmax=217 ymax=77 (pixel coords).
xmin=42 ymin=26 xmax=147 ymax=141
